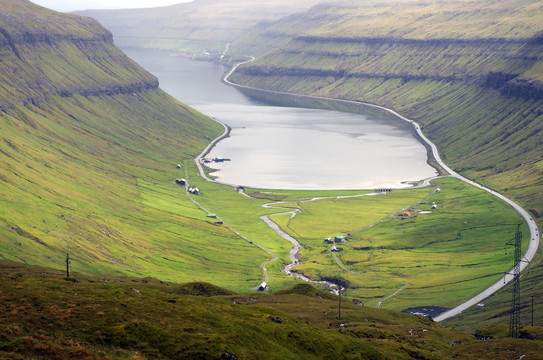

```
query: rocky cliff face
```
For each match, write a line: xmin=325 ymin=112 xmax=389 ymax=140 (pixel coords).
xmin=237 ymin=36 xmax=543 ymax=99
xmin=0 ymin=1 xmax=158 ymax=111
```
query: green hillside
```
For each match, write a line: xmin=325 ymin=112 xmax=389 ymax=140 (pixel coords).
xmin=223 ymin=0 xmax=543 ymax=328
xmin=229 ymin=0 xmax=543 ymax=224
xmin=76 ymin=0 xmax=332 ymax=57
xmin=2 ymin=261 xmax=542 ymax=359
xmin=76 ymin=0 xmax=543 ymax=329
xmin=0 ymin=0 xmax=272 ymax=290
xmin=2 ymin=0 xmax=542 ymax=349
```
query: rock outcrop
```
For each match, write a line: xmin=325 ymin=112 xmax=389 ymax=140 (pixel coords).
xmin=0 ymin=2 xmax=158 ymax=111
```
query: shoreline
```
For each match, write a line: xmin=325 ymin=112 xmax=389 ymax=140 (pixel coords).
xmin=214 ymin=58 xmax=540 ymax=321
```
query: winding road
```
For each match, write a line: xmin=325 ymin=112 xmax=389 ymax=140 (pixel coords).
xmin=191 ymin=57 xmax=540 ymax=321
xmin=258 ymin=192 xmax=388 ymax=293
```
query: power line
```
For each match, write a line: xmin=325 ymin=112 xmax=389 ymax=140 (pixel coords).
xmin=505 ymin=224 xmax=522 ymax=338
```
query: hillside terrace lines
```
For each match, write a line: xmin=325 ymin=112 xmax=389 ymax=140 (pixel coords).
xmin=0 ymin=80 xmax=160 ymax=112
xmin=221 ymin=57 xmax=541 ymax=319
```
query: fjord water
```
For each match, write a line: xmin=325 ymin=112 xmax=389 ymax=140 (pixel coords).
xmin=124 ymin=48 xmax=437 ymax=189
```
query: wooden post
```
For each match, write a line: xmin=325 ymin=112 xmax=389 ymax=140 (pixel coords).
xmin=65 ymin=253 xmax=70 ymax=278
xmin=338 ymin=286 xmax=342 ymax=320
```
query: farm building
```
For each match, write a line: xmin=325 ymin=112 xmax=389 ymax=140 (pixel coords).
xmin=334 ymin=235 xmax=348 ymax=242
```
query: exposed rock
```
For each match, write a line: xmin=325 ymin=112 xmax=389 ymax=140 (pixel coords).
xmin=221 ymin=353 xmax=238 ymax=360
xmin=471 ymin=330 xmax=494 ymax=340
xmin=352 ymin=299 xmax=364 ymax=306
xmin=268 ymin=316 xmax=282 ymax=324
xmin=519 ymin=330 xmax=536 ymax=340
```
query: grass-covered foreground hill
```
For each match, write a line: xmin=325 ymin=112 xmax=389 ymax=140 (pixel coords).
xmin=0 ymin=0 xmax=272 ymax=290
xmin=2 ymin=261 xmax=543 ymax=359
xmin=229 ymin=0 xmax=543 ymax=223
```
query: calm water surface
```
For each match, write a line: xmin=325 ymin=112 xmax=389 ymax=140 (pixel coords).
xmin=124 ymin=48 xmax=437 ymax=189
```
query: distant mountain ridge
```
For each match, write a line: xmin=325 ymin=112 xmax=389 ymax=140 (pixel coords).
xmin=226 ymin=0 xmax=543 ymax=219
xmin=0 ymin=0 xmax=159 ymax=111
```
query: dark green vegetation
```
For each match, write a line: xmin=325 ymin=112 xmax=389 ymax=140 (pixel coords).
xmin=82 ymin=0 xmax=543 ymax=333
xmin=2 ymin=261 xmax=543 ymax=360
xmin=224 ymin=0 xmax=543 ymax=329
xmin=2 ymin=3 xmax=542 ymax=357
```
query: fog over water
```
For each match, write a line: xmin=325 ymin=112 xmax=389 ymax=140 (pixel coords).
xmin=124 ymin=48 xmax=437 ymax=189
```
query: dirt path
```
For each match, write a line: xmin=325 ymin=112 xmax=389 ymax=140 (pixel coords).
xmin=183 ymin=166 xmax=277 ymax=283
xmin=257 ymin=191 xmax=390 ymax=294
xmin=190 ymin=57 xmax=540 ymax=315
xmin=223 ymin=63 xmax=540 ymax=320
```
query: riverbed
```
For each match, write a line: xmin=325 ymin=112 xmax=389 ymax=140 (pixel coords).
xmin=124 ymin=48 xmax=437 ymax=189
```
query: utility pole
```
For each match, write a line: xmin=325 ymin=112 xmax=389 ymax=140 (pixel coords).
xmin=338 ymin=286 xmax=343 ymax=320
xmin=506 ymin=224 xmax=522 ymax=338
xmin=65 ymin=253 xmax=70 ymax=278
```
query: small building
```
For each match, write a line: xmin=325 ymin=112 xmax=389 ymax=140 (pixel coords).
xmin=324 ymin=237 xmax=334 ymax=244
xmin=175 ymin=178 xmax=186 ymax=185
xmin=399 ymin=211 xmax=411 ymax=219
xmin=330 ymin=246 xmax=343 ymax=252
xmin=431 ymin=202 xmax=437 ymax=209
xmin=214 ymin=157 xmax=225 ymax=162
xmin=176 ymin=164 xmax=181 ymax=168
xmin=188 ymin=187 xmax=199 ymax=195
xmin=334 ymin=235 xmax=347 ymax=242
xmin=258 ymin=282 xmax=267 ymax=291
xmin=207 ymin=213 xmax=217 ymax=218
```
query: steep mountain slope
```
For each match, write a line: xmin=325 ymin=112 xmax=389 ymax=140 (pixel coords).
xmin=228 ymin=0 xmax=543 ymax=221
xmin=0 ymin=0 xmax=266 ymax=288
xmin=76 ymin=0 xmax=336 ymax=57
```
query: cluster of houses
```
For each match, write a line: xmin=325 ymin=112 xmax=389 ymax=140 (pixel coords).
xmin=324 ymin=235 xmax=348 ymax=252
xmin=174 ymin=178 xmax=199 ymax=195
xmin=397 ymin=202 xmax=439 ymax=220
xmin=174 ymin=164 xmax=200 ymax=194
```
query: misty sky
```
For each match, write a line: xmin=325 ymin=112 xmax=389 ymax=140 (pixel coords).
xmin=30 ymin=0 xmax=192 ymax=12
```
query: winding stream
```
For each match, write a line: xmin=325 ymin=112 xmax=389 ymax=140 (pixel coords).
xmin=126 ymin=48 xmax=540 ymax=320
